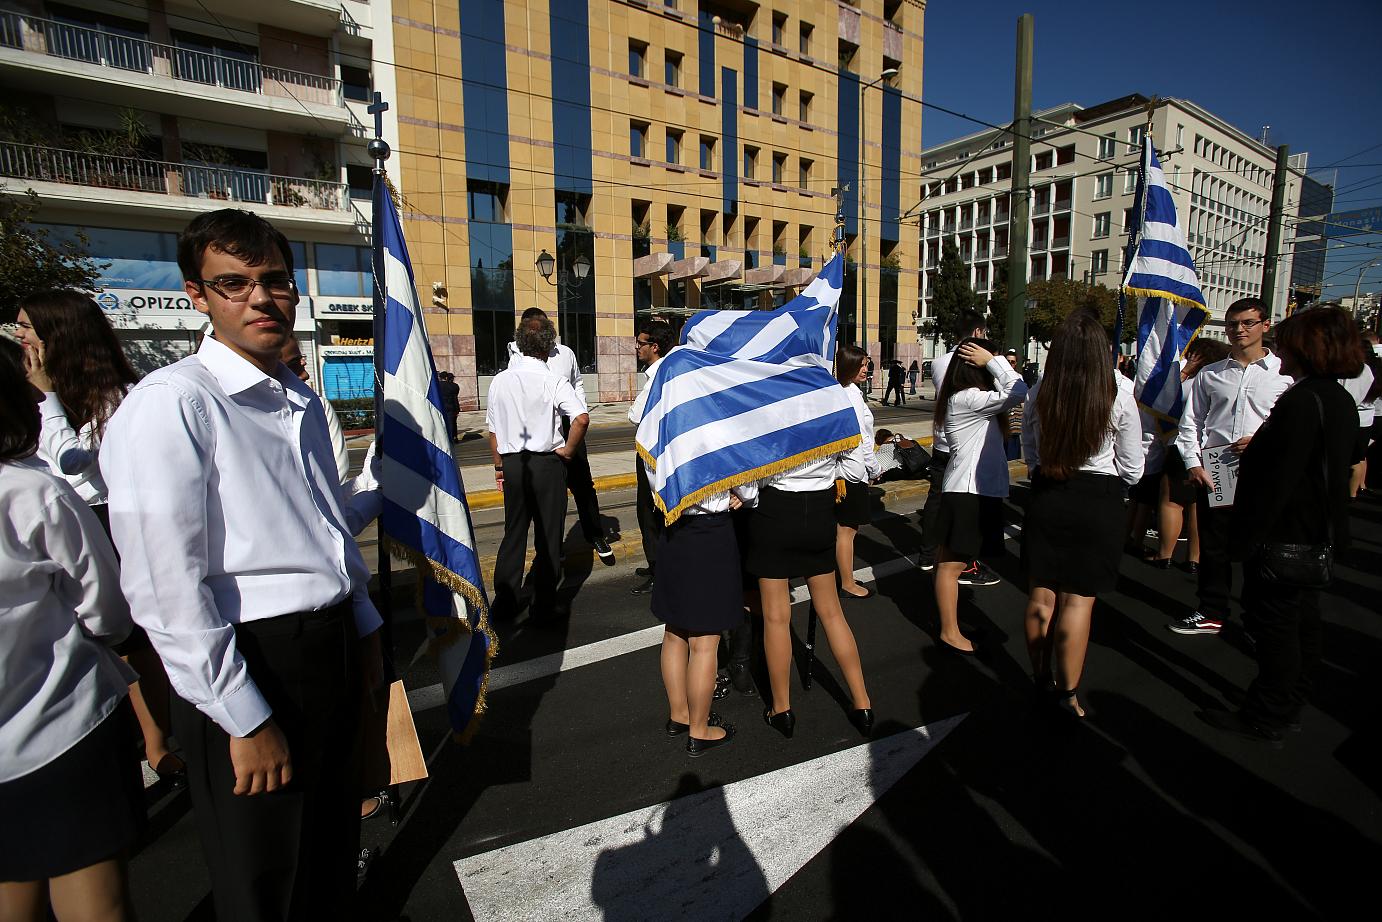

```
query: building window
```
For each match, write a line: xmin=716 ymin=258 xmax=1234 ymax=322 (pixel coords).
xmin=1127 ymin=125 xmax=1146 ymax=152
xmin=772 ymin=12 xmax=787 ymax=46
xmin=1091 ymin=249 xmax=1108 ymax=276
xmin=630 ymin=121 xmax=648 ymax=158
xmin=996 ymin=162 xmax=1011 ymax=181
xmin=744 ymin=145 xmax=757 ymax=179
xmin=629 ymin=40 xmax=647 ymax=78
xmin=799 ymin=157 xmax=812 ymax=188
xmin=666 ymin=129 xmax=682 ymax=165
xmin=665 ymin=50 xmax=682 ymax=87
xmin=1123 ymin=170 xmax=1137 ymax=194
xmin=1093 ymin=212 xmax=1111 ymax=238
xmin=467 ymin=180 xmax=506 ymax=222
xmin=340 ymin=65 xmax=371 ymax=102
xmin=1056 ymin=144 xmax=1075 ymax=165
xmin=799 ymin=22 xmax=813 ymax=55
xmin=1098 ymin=134 xmax=1116 ymax=159
xmin=318 ymin=243 xmax=374 ymax=297
xmin=1033 ymin=150 xmax=1053 ymax=171
xmin=1094 ymin=173 xmax=1113 ymax=199
xmin=771 ymin=82 xmax=787 ymax=117
xmin=1122 ymin=206 xmax=1136 ymax=233
xmin=772 ymin=152 xmax=786 ymax=184
xmin=799 ymin=90 xmax=812 ymax=122
xmin=1176 ymin=123 xmax=1184 ymax=147
xmin=699 ymin=135 xmax=715 ymax=171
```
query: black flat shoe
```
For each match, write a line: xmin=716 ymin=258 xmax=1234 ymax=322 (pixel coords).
xmin=937 ymin=639 xmax=977 ymax=657
xmin=1150 ymin=558 xmax=1173 ymax=570
xmin=1185 ymin=561 xmax=1200 ymax=574
xmin=714 ymin=673 xmax=731 ymax=700
xmin=666 ymin=712 xmax=723 ymax=736
xmin=631 ymin=575 xmax=655 ymax=594
xmin=849 ymin=707 xmax=874 ymax=737
xmin=687 ymin=722 xmax=737 ymax=757
xmin=1049 ymin=688 xmax=1087 ymax=719
xmin=763 ymin=707 xmax=796 ymax=739
xmin=152 ymin=753 xmax=188 ymax=791
xmin=840 ymin=586 xmax=875 ymax=600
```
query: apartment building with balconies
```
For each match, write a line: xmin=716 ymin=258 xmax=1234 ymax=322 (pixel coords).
xmin=0 ymin=0 xmax=398 ymax=400
xmin=915 ymin=93 xmax=1305 ymax=357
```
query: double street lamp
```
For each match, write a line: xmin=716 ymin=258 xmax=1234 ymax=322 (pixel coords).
xmin=857 ymin=67 xmax=899 ymax=364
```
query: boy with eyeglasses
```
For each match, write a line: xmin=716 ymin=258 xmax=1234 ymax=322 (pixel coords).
xmin=1170 ymin=297 xmax=1290 ymax=636
xmin=100 ymin=209 xmax=383 ymax=918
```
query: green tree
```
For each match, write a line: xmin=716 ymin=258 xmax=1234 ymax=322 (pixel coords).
xmin=0 ymin=189 xmax=104 ymax=318
xmin=1025 ymin=278 xmax=1125 ymax=344
xmin=931 ymin=238 xmax=979 ymax=349
xmin=985 ymin=262 xmax=1009 ymax=347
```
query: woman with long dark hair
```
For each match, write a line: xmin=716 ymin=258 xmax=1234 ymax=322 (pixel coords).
xmin=0 ymin=342 xmax=143 ymax=916
xmin=834 ymin=344 xmax=881 ymax=599
xmin=1201 ymin=307 xmax=1361 ymax=744
xmin=16 ymin=291 xmax=184 ymax=786
xmin=1020 ymin=310 xmax=1144 ymax=717
xmin=931 ymin=337 xmax=1027 ymax=654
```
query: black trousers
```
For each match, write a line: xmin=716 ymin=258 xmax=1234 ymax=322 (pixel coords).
xmin=493 ymin=451 xmax=568 ymax=616
xmin=1195 ymin=489 xmax=1235 ymax=619
xmin=635 ymin=455 xmax=664 ymax=571
xmin=723 ymin=617 xmax=752 ymax=668
xmin=883 ymin=381 xmax=905 ymax=405
xmin=919 ymin=448 xmax=950 ymax=553
xmin=564 ymin=438 xmax=604 ymax=543
xmin=1241 ymin=564 xmax=1323 ymax=729
xmin=170 ymin=605 xmax=360 ymax=922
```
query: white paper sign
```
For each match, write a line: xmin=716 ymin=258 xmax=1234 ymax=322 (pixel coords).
xmin=1204 ymin=445 xmax=1240 ymax=507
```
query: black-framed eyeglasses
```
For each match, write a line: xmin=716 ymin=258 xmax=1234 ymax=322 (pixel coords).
xmin=635 ymin=338 xmax=653 ymax=348
xmin=197 ymin=275 xmax=297 ymax=302
xmin=1224 ymin=318 xmax=1263 ymax=330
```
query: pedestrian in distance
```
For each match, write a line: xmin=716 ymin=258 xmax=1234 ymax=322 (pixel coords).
xmin=1199 ymin=306 xmax=1362 ymax=746
xmin=834 ymin=345 xmax=881 ymax=600
xmin=1339 ymin=353 xmax=1376 ymax=498
xmin=1003 ymin=349 xmax=1023 ymax=462
xmin=438 ymin=370 xmax=462 ymax=444
xmin=1020 ymin=309 xmax=1144 ymax=718
xmin=882 ymin=358 xmax=906 ymax=406
xmin=931 ymin=337 xmax=1028 ymax=655
xmin=99 ymin=209 xmax=385 ymax=920
xmin=864 ymin=355 xmax=875 ymax=397
xmin=908 ymin=359 xmax=920 ymax=395
xmin=1170 ymin=297 xmax=1291 ymax=636
xmin=15 ymin=289 xmax=188 ymax=791
xmin=488 ymin=313 xmax=591 ymax=620
xmin=0 ymin=343 xmax=144 ymax=920
xmin=629 ymin=320 xmax=674 ymax=594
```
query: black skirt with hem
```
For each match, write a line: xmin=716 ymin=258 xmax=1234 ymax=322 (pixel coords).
xmin=652 ymin=511 xmax=748 ymax=634
xmin=834 ymin=479 xmax=870 ymax=528
xmin=934 ymin=492 xmax=1006 ymax=560
xmin=746 ymin=486 xmax=837 ymax=578
xmin=1022 ymin=471 xmax=1126 ymax=595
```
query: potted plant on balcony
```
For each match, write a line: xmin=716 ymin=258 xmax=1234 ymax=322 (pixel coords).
xmin=664 ymin=224 xmax=684 ymax=242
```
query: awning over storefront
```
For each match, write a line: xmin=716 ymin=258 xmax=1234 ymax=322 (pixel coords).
xmin=633 ymin=252 xmax=675 ymax=278
xmin=666 ymin=256 xmax=710 ymax=281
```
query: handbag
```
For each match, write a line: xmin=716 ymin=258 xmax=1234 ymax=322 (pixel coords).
xmin=1257 ymin=390 xmax=1334 ymax=589
xmin=895 ymin=439 xmax=931 ymax=478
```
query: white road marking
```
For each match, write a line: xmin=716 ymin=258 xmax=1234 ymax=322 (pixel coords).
xmin=454 ymin=717 xmax=966 ymax=921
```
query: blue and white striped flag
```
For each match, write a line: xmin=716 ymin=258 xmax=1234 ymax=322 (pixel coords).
xmin=374 ymin=176 xmax=494 ymax=740
xmin=635 ymin=254 xmax=860 ymax=524
xmin=1124 ymin=137 xmax=1209 ymax=434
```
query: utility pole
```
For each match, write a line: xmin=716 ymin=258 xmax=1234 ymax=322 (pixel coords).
xmin=1261 ymin=143 xmax=1290 ymax=320
xmin=1005 ymin=14 xmax=1033 ymax=352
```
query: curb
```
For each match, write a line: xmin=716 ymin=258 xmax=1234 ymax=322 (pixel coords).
xmin=466 ymin=471 xmax=640 ymax=510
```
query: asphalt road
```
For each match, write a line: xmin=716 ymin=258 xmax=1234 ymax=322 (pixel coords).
xmin=125 ymin=486 xmax=1382 ymax=919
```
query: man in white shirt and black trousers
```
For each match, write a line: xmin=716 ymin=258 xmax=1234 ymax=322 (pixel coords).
xmin=629 ymin=320 xmax=674 ymax=595
xmin=1170 ymin=297 xmax=1290 ymax=636
xmin=100 ymin=209 xmax=384 ymax=919
xmin=489 ymin=314 xmax=591 ymax=619
xmin=506 ymin=307 xmax=614 ymax=563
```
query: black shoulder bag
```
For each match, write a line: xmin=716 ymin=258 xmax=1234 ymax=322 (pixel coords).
xmin=1257 ymin=390 xmax=1334 ymax=590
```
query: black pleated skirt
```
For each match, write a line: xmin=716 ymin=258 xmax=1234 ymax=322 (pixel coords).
xmin=935 ymin=492 xmax=1006 ymax=559
xmin=834 ymin=479 xmax=870 ymax=528
xmin=746 ymin=486 xmax=837 ymax=578
xmin=1022 ymin=471 xmax=1126 ymax=595
xmin=652 ymin=511 xmax=748 ymax=634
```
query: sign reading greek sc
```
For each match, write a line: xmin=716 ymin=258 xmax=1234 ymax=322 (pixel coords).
xmin=95 ymin=289 xmax=196 ymax=313
xmin=313 ymin=297 xmax=374 ymax=319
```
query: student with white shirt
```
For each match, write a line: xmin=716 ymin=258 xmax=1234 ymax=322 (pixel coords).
xmin=629 ymin=321 xmax=674 ymax=594
xmin=918 ymin=311 xmax=1000 ymax=587
xmin=488 ymin=314 xmax=591 ymax=620
xmin=1339 ymin=357 xmax=1376 ymax=498
xmin=507 ymin=307 xmax=613 ymax=563
xmin=834 ymin=345 xmax=881 ymax=600
xmin=1170 ymin=298 xmax=1291 ymax=637
xmin=0 ymin=345 xmax=143 ymax=917
xmin=15 ymin=290 xmax=188 ymax=793
xmin=1020 ymin=310 xmax=1144 ymax=718
xmin=100 ymin=210 xmax=384 ymax=919
xmin=932 ymin=337 xmax=1028 ymax=655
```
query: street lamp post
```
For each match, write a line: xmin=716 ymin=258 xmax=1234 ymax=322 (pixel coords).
xmin=857 ymin=66 xmax=899 ymax=366
xmin=1352 ymin=256 xmax=1381 ymax=321
xmin=536 ymin=248 xmax=592 ymax=341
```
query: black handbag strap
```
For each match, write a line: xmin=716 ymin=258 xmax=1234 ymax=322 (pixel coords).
xmin=1307 ymin=388 xmax=1333 ymax=547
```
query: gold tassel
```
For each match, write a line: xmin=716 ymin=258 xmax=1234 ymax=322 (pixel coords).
xmin=835 ymin=478 xmax=847 ymax=502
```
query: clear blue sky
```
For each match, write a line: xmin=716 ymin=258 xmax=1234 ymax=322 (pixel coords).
xmin=921 ymin=0 xmax=1382 ymax=297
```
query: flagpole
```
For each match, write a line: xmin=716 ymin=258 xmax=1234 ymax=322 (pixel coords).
xmin=1118 ymin=103 xmax=1156 ymax=356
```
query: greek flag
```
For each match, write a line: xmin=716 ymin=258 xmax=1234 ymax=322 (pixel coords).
xmin=635 ymin=254 xmax=860 ymax=524
xmin=1124 ymin=137 xmax=1209 ymax=434
xmin=374 ymin=176 xmax=494 ymax=740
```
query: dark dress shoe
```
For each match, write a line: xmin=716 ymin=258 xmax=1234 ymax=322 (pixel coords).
xmin=840 ymin=586 xmax=875 ymax=600
xmin=666 ymin=712 xmax=724 ymax=736
xmin=937 ymin=639 xmax=978 ymax=657
xmin=686 ymin=722 xmax=737 ymax=757
xmin=635 ymin=566 xmax=653 ymax=577
xmin=631 ymin=575 xmax=655 ymax=594
xmin=727 ymin=662 xmax=756 ymax=696
xmin=593 ymin=538 xmax=615 ymax=565
xmin=1185 ymin=561 xmax=1200 ymax=574
xmin=714 ymin=673 xmax=731 ymax=700
xmin=849 ymin=707 xmax=874 ymax=737
xmin=1197 ymin=708 xmax=1284 ymax=748
xmin=1150 ymin=558 xmax=1173 ymax=570
xmin=763 ymin=707 xmax=796 ymax=739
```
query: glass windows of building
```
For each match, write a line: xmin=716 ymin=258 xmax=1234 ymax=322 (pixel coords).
xmin=699 ymin=135 xmax=716 ymax=171
xmin=771 ymin=82 xmax=787 ymax=116
xmin=799 ymin=157 xmax=812 ymax=188
xmin=1091 ymin=249 xmax=1109 ymax=276
xmin=1098 ymin=134 xmax=1116 ymax=159
xmin=1095 ymin=173 xmax=1113 ymax=199
xmin=799 ymin=22 xmax=813 ymax=55
xmin=467 ymin=180 xmax=506 ymax=222
xmin=555 ymin=192 xmax=596 ymax=372
xmin=744 ymin=145 xmax=758 ymax=180
xmin=629 ymin=40 xmax=647 ymax=78
xmin=1127 ymin=125 xmax=1146 ymax=152
xmin=665 ymin=50 xmax=682 ymax=87
xmin=36 ymin=224 xmax=180 ymax=290
xmin=1092 ymin=212 xmax=1111 ymax=238
xmin=772 ymin=12 xmax=787 ymax=45
xmin=631 ymin=121 xmax=648 ymax=158
xmin=799 ymin=90 xmax=812 ymax=121
xmin=772 ymin=152 xmax=786 ymax=184
xmin=318 ymin=243 xmax=373 ymax=297
xmin=666 ymin=129 xmax=682 ymax=165
xmin=1122 ymin=207 xmax=1135 ymax=233
xmin=1033 ymin=150 xmax=1053 ymax=172
xmin=289 ymin=241 xmax=309 ymax=294
xmin=1123 ymin=170 xmax=1137 ymax=194
xmin=469 ymin=220 xmax=515 ymax=378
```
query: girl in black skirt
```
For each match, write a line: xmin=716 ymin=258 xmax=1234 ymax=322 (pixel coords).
xmin=654 ymin=485 xmax=760 ymax=755
xmin=834 ymin=345 xmax=881 ymax=599
xmin=1020 ymin=310 xmax=1144 ymax=717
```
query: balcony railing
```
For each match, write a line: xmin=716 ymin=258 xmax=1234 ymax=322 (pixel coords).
xmin=0 ymin=142 xmax=350 ymax=212
xmin=0 ymin=12 xmax=342 ymax=107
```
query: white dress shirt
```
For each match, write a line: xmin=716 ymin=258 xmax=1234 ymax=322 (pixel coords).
xmin=1022 ymin=377 xmax=1145 ymax=486
xmin=629 ymin=355 xmax=665 ymax=425
xmin=486 ymin=354 xmax=588 ymax=454
xmin=941 ymin=357 xmax=1027 ymax=497
xmin=838 ymin=384 xmax=881 ymax=483
xmin=685 ymin=483 xmax=760 ymax=515
xmin=1174 ymin=351 xmax=1290 ymax=469
xmin=507 ymin=339 xmax=587 ymax=410
xmin=38 ymin=393 xmax=113 ymax=504
xmin=99 ymin=335 xmax=382 ymax=738
xmin=322 ymin=394 xmax=351 ymax=482
xmin=1341 ymin=365 xmax=1376 ymax=429
xmin=929 ymin=349 xmax=956 ymax=453
xmin=1 ymin=457 xmax=136 ymax=782
xmin=763 ymin=455 xmax=841 ymax=492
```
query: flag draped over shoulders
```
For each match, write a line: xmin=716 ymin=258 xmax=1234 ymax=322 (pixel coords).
xmin=1125 ymin=137 xmax=1209 ymax=435
xmin=634 ymin=254 xmax=860 ymax=525
xmin=374 ymin=176 xmax=494 ymax=739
